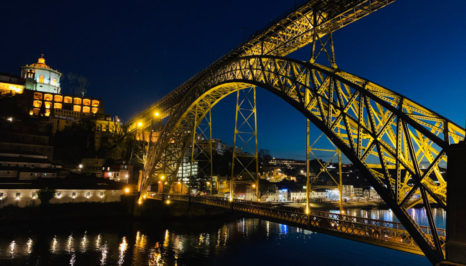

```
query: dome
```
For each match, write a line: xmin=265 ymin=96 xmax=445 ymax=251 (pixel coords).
xmin=29 ymin=55 xmax=50 ymax=69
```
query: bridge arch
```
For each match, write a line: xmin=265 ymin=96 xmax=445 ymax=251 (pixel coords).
xmin=142 ymin=55 xmax=464 ymax=262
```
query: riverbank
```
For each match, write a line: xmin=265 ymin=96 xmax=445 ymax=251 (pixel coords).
xmin=284 ymin=200 xmax=388 ymax=211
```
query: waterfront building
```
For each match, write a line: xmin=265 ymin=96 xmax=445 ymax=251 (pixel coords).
xmin=0 ymin=187 xmax=122 ymax=208
xmin=102 ymin=163 xmax=133 ymax=183
xmin=0 ymin=153 xmax=62 ymax=180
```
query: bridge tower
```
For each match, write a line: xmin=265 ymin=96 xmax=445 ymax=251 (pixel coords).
xmin=305 ymin=10 xmax=341 ymax=215
xmin=231 ymin=87 xmax=259 ymax=201
xmin=189 ymin=107 xmax=213 ymax=194
xmin=190 ymin=109 xmax=214 ymax=194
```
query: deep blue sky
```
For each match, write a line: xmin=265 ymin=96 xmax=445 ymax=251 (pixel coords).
xmin=1 ymin=0 xmax=465 ymax=160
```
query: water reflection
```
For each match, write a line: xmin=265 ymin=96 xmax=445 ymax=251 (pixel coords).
xmin=0 ymin=217 xmax=431 ymax=265
xmin=330 ymin=207 xmax=446 ymax=229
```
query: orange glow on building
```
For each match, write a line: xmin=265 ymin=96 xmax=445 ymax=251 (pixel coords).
xmin=0 ymin=82 xmax=24 ymax=94
xmin=73 ymin=105 xmax=81 ymax=112
xmin=54 ymin=103 xmax=62 ymax=109
xmin=33 ymin=92 xmax=43 ymax=100
xmin=44 ymin=109 xmax=50 ymax=117
xmin=64 ymin=96 xmax=72 ymax=104
xmin=83 ymin=98 xmax=91 ymax=106
xmin=82 ymin=106 xmax=90 ymax=113
xmin=33 ymin=100 xmax=42 ymax=108
xmin=92 ymin=107 xmax=98 ymax=114
xmin=54 ymin=94 xmax=63 ymax=102
xmin=44 ymin=101 xmax=52 ymax=109
xmin=73 ymin=97 xmax=82 ymax=105
xmin=44 ymin=94 xmax=53 ymax=101
xmin=91 ymin=100 xmax=100 ymax=107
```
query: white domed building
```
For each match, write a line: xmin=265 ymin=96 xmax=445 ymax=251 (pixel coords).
xmin=21 ymin=55 xmax=61 ymax=94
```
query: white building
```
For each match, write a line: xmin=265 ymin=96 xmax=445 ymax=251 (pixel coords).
xmin=21 ymin=55 xmax=62 ymax=94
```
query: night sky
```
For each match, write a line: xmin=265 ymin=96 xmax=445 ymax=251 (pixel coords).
xmin=1 ymin=0 xmax=465 ymax=160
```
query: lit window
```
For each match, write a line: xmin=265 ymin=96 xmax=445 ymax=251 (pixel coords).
xmin=82 ymin=106 xmax=90 ymax=113
xmin=73 ymin=97 xmax=82 ymax=105
xmin=91 ymin=100 xmax=100 ymax=107
xmin=33 ymin=92 xmax=43 ymax=100
xmin=44 ymin=101 xmax=52 ymax=109
xmin=54 ymin=95 xmax=63 ymax=102
xmin=33 ymin=100 xmax=42 ymax=108
xmin=64 ymin=96 xmax=72 ymax=104
xmin=54 ymin=103 xmax=62 ymax=109
xmin=33 ymin=108 xmax=40 ymax=115
xmin=91 ymin=107 xmax=98 ymax=114
xmin=44 ymin=94 xmax=53 ymax=101
xmin=51 ymin=78 xmax=57 ymax=86
xmin=45 ymin=109 xmax=51 ymax=117
xmin=83 ymin=99 xmax=91 ymax=106
xmin=73 ymin=105 xmax=81 ymax=112
xmin=39 ymin=75 xmax=44 ymax=83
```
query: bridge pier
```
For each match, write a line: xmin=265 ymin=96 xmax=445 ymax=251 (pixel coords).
xmin=446 ymin=141 xmax=466 ymax=264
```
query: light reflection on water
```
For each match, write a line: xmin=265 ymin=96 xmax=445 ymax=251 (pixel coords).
xmin=329 ymin=207 xmax=446 ymax=229
xmin=0 ymin=217 xmax=430 ymax=265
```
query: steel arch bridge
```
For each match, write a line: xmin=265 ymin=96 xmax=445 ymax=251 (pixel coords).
xmin=129 ymin=0 xmax=465 ymax=264
xmin=139 ymin=55 xmax=464 ymax=263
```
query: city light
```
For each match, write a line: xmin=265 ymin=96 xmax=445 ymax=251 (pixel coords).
xmin=137 ymin=121 xmax=143 ymax=128
xmin=154 ymin=111 xmax=160 ymax=117
xmin=252 ymin=184 xmax=256 ymax=189
xmin=137 ymin=199 xmax=143 ymax=205
xmin=78 ymin=164 xmax=83 ymax=169
xmin=165 ymin=199 xmax=171 ymax=205
xmin=123 ymin=187 xmax=131 ymax=194
xmin=160 ymin=175 xmax=166 ymax=180
xmin=6 ymin=117 xmax=13 ymax=122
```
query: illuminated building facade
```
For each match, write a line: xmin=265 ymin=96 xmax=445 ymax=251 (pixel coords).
xmin=0 ymin=74 xmax=24 ymax=95
xmin=20 ymin=55 xmax=61 ymax=94
xmin=30 ymin=91 xmax=101 ymax=118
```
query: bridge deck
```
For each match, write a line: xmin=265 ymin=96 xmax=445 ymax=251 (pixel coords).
xmin=148 ymin=194 xmax=446 ymax=256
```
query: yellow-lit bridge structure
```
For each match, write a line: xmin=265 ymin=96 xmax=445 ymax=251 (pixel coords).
xmin=129 ymin=0 xmax=465 ymax=264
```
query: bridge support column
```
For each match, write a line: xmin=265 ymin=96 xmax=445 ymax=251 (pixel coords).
xmin=446 ymin=140 xmax=466 ymax=264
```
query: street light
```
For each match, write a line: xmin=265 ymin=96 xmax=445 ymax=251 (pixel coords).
xmin=154 ymin=111 xmax=160 ymax=118
xmin=137 ymin=121 xmax=143 ymax=128
xmin=160 ymin=175 xmax=166 ymax=181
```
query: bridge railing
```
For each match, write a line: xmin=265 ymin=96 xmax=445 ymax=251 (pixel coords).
xmin=148 ymin=193 xmax=445 ymax=253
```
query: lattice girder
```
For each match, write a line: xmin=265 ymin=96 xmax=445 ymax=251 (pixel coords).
xmin=141 ymin=56 xmax=464 ymax=262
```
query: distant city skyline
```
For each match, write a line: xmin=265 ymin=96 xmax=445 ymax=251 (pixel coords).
xmin=1 ymin=0 xmax=465 ymax=160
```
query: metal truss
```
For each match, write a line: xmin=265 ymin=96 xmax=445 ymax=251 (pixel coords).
xmin=307 ymin=132 xmax=344 ymax=211
xmin=231 ymin=87 xmax=259 ymax=200
xmin=140 ymin=55 xmax=464 ymax=263
xmin=191 ymin=109 xmax=214 ymax=194
xmin=128 ymin=0 xmax=395 ymax=130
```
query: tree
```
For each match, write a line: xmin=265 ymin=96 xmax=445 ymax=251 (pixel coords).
xmin=38 ymin=188 xmax=55 ymax=206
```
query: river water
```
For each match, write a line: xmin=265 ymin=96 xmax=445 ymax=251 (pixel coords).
xmin=0 ymin=208 xmax=435 ymax=265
